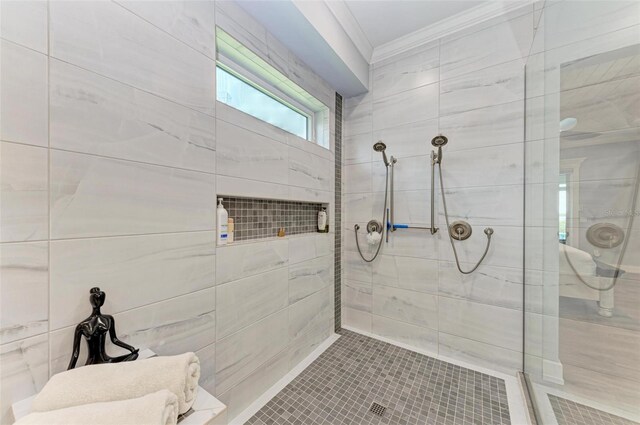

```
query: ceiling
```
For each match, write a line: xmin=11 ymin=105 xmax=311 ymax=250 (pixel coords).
xmin=344 ymin=0 xmax=486 ymax=47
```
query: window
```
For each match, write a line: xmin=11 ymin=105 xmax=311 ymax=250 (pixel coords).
xmin=216 ymin=65 xmax=309 ymax=139
xmin=216 ymin=27 xmax=329 ymax=148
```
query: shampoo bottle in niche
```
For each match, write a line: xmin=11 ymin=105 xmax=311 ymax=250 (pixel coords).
xmin=227 ymin=218 xmax=234 ymax=243
xmin=318 ymin=207 xmax=327 ymax=232
xmin=217 ymin=198 xmax=228 ymax=246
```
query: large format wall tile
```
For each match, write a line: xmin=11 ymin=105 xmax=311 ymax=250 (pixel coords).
xmin=0 ymin=142 xmax=48 ymax=242
xmin=216 ymin=175 xmax=289 ymax=201
xmin=216 ymin=239 xmax=288 ymax=285
xmin=371 ymin=155 xmax=430 ymax=192
xmin=438 ymin=262 xmax=523 ymax=311
xmin=0 ymin=242 xmax=48 ymax=344
xmin=372 ymin=285 xmax=438 ymax=329
xmin=344 ymin=163 xmax=372 ymax=194
xmin=288 ymin=234 xmax=332 ymax=265
xmin=0 ymin=1 xmax=48 ymax=53
xmin=288 ymin=318 xmax=332 ymax=369
xmin=436 ymin=184 xmax=524 ymax=227
xmin=440 ymin=11 xmax=533 ymax=81
xmin=372 ymin=83 xmax=439 ymax=131
xmin=114 ymin=287 xmax=216 ymax=355
xmin=288 ymin=146 xmax=332 ymax=191
xmin=372 ymin=315 xmax=438 ymax=354
xmin=440 ymin=59 xmax=524 ymax=116
xmin=0 ymin=41 xmax=48 ymax=147
xmin=438 ymin=297 xmax=522 ymax=351
xmin=216 ymin=267 xmax=289 ymax=339
xmin=50 ymin=232 xmax=216 ymax=330
xmin=115 ymin=0 xmax=216 ymax=58
xmin=372 ymin=255 xmax=438 ymax=294
xmin=380 ymin=228 xmax=439 ymax=260
xmin=343 ymin=96 xmax=372 ymax=137
xmin=49 ymin=1 xmax=215 ymax=114
xmin=289 ymin=255 xmax=333 ymax=304
xmin=373 ymin=118 xmax=438 ymax=160
xmin=541 ymin=0 xmax=640 ymax=52
xmin=216 ymin=119 xmax=289 ymax=185
xmin=439 ymin=224 xmax=523 ymax=269
xmin=50 ymin=150 xmax=216 ymax=239
xmin=344 ymin=280 xmax=372 ymax=313
xmin=289 ymin=286 xmax=332 ymax=340
xmin=372 ymin=42 xmax=439 ymax=100
xmin=437 ymin=143 xmax=523 ymax=188
xmin=50 ymin=60 xmax=216 ymax=173
xmin=438 ymin=101 xmax=524 ymax=152
xmin=215 ymin=309 xmax=289 ymax=395
xmin=195 ymin=342 xmax=216 ymax=395
xmin=217 ymin=347 xmax=289 ymax=418
xmin=438 ymin=332 xmax=522 ymax=373
xmin=0 ymin=334 xmax=49 ymax=425
xmin=371 ymin=189 xmax=431 ymax=225
xmin=344 ymin=132 xmax=372 ymax=165
xmin=343 ymin=307 xmax=372 ymax=333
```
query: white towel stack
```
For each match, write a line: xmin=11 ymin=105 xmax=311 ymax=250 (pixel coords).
xmin=15 ymin=390 xmax=178 ymax=425
xmin=15 ymin=353 xmax=200 ymax=425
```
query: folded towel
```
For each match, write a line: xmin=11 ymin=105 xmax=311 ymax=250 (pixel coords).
xmin=16 ymin=390 xmax=178 ymax=425
xmin=32 ymin=353 xmax=200 ymax=414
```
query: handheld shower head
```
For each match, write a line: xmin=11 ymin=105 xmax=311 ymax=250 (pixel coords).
xmin=431 ymin=135 xmax=448 ymax=147
xmin=373 ymin=141 xmax=386 ymax=152
xmin=373 ymin=141 xmax=390 ymax=166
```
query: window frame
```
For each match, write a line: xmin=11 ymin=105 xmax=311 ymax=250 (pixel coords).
xmin=216 ymin=59 xmax=314 ymax=141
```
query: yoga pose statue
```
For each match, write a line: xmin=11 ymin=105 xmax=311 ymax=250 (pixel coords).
xmin=68 ymin=287 xmax=139 ymax=370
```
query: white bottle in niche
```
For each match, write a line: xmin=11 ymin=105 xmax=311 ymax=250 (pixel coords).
xmin=217 ymin=198 xmax=228 ymax=246
xmin=318 ymin=207 xmax=327 ymax=232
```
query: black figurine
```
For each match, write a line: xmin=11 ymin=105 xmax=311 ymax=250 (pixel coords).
xmin=67 ymin=287 xmax=139 ymax=370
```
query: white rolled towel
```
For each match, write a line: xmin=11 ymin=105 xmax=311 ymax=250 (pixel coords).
xmin=32 ymin=353 xmax=200 ymax=414
xmin=15 ymin=390 xmax=178 ymax=425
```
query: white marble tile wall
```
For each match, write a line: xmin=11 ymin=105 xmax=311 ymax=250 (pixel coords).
xmin=342 ymin=4 xmax=535 ymax=374
xmin=0 ymin=2 xmax=337 ymax=423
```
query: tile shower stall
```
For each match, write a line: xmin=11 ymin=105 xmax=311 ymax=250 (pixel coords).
xmin=0 ymin=1 xmax=638 ymax=425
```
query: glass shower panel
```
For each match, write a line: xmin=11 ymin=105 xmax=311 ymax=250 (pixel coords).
xmin=524 ymin=1 xmax=640 ymax=423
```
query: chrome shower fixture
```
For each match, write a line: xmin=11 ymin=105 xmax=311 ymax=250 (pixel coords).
xmin=431 ymin=134 xmax=494 ymax=274
xmin=431 ymin=135 xmax=448 ymax=164
xmin=431 ymin=135 xmax=448 ymax=147
xmin=373 ymin=141 xmax=390 ymax=167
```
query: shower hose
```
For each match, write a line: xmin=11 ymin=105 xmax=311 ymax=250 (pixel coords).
xmin=437 ymin=160 xmax=493 ymax=274
xmin=354 ymin=167 xmax=388 ymax=263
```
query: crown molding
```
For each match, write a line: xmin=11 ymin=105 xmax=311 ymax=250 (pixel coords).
xmin=324 ymin=0 xmax=373 ymax=63
xmin=370 ymin=0 xmax=535 ymax=64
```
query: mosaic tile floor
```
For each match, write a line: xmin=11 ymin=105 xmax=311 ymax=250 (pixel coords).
xmin=246 ymin=330 xmax=511 ymax=425
xmin=549 ymin=395 xmax=639 ymax=425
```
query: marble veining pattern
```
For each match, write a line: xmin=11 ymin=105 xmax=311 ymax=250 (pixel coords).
xmin=2 ymin=2 xmax=336 ymax=420
xmin=50 ymin=59 xmax=216 ymax=173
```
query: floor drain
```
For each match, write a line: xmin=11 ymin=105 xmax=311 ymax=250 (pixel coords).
xmin=370 ymin=402 xmax=386 ymax=416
